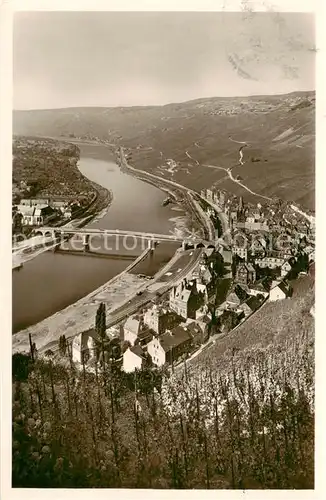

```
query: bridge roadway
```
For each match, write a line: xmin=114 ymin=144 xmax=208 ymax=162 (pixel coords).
xmin=35 ymin=226 xmax=214 ymax=246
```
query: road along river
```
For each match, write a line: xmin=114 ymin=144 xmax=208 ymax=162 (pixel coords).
xmin=12 ymin=143 xmax=196 ymax=333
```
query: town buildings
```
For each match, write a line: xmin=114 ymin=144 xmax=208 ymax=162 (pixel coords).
xmin=20 ymin=198 xmax=51 ymax=206
xmin=235 ymin=262 xmax=256 ymax=285
xmin=123 ymin=317 xmax=142 ymax=346
xmin=169 ymin=280 xmax=198 ymax=319
xmin=16 ymin=203 xmax=57 ymax=226
xmin=69 ymin=185 xmax=315 ymax=376
xmin=143 ymin=305 xmax=182 ymax=335
xmin=281 ymin=260 xmax=292 ymax=277
xmin=255 ymin=257 xmax=284 ymax=270
xmin=238 ymin=297 xmax=259 ymax=318
xmin=147 ymin=325 xmax=193 ymax=367
xmin=232 ymin=245 xmax=248 ymax=261
xmin=250 ymin=236 xmax=267 ymax=257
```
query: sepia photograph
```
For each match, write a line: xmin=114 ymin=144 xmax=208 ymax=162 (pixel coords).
xmin=4 ymin=2 xmax=318 ymax=493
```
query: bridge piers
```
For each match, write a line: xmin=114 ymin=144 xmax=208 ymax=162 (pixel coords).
xmin=82 ymin=234 xmax=90 ymax=252
xmin=147 ymin=239 xmax=157 ymax=252
xmin=53 ymin=242 xmax=61 ymax=252
xmin=182 ymin=241 xmax=187 ymax=251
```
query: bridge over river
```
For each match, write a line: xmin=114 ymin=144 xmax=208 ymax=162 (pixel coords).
xmin=33 ymin=226 xmax=217 ymax=250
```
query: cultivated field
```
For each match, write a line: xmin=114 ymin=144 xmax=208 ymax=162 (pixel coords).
xmin=189 ymin=271 xmax=314 ymax=374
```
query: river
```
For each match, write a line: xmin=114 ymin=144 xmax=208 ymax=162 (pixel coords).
xmin=12 ymin=143 xmax=191 ymax=333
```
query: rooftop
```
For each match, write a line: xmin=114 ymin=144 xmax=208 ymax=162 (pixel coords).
xmin=272 ymin=281 xmax=290 ymax=295
xmin=124 ymin=317 xmax=141 ymax=335
xmin=129 ymin=344 xmax=146 ymax=359
xmin=159 ymin=326 xmax=192 ymax=352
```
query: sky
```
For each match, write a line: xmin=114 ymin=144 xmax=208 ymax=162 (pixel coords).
xmin=13 ymin=11 xmax=315 ymax=110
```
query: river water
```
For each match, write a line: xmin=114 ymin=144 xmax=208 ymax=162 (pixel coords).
xmin=12 ymin=144 xmax=189 ymax=333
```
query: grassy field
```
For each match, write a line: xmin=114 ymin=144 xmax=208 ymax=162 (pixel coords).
xmin=13 ymin=91 xmax=315 ymax=209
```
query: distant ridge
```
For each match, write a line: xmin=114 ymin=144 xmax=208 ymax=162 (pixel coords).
xmin=14 ymin=90 xmax=315 ymax=113
xmin=13 ymin=90 xmax=315 ymax=211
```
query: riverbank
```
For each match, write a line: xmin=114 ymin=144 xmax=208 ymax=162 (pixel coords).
xmin=12 ymin=139 xmax=199 ymax=335
xmin=77 ymin=179 xmax=113 ymax=225
xmin=116 ymin=147 xmax=212 ymax=239
xmin=12 ymin=271 xmax=148 ymax=354
xmin=12 ymin=143 xmax=188 ymax=344
xmin=12 ymin=244 xmax=191 ymax=355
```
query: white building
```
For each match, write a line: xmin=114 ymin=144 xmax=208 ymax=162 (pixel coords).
xmin=245 ymin=221 xmax=269 ymax=232
xmin=20 ymin=198 xmax=50 ymax=206
xmin=169 ymin=280 xmax=196 ymax=319
xmin=232 ymin=246 xmax=248 ymax=261
xmin=147 ymin=325 xmax=193 ymax=367
xmin=63 ymin=208 xmax=72 ymax=219
xmin=17 ymin=203 xmax=56 ymax=226
xmin=248 ymin=287 xmax=269 ymax=299
xmin=122 ymin=345 xmax=146 ymax=372
xmin=144 ymin=305 xmax=165 ymax=335
xmin=269 ymin=282 xmax=291 ymax=302
xmin=255 ymin=257 xmax=284 ymax=270
xmin=17 ymin=205 xmax=36 ymax=226
xmin=281 ymin=260 xmax=292 ymax=277
xmin=123 ymin=317 xmax=142 ymax=346
xmin=147 ymin=337 xmax=166 ymax=367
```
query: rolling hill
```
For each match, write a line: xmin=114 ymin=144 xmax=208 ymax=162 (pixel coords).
xmin=13 ymin=91 xmax=315 ymax=210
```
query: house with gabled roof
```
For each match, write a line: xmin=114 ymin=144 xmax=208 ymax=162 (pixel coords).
xmin=237 ymin=301 xmax=252 ymax=318
xmin=169 ymin=279 xmax=198 ymax=319
xmin=123 ymin=316 xmax=142 ymax=346
xmin=186 ymin=317 xmax=210 ymax=345
xmin=147 ymin=325 xmax=193 ymax=367
xmin=122 ymin=345 xmax=146 ymax=373
xmin=219 ymin=290 xmax=241 ymax=311
xmin=235 ymin=262 xmax=256 ymax=286
xmin=281 ymin=259 xmax=293 ymax=278
xmin=238 ymin=295 xmax=264 ymax=317
xmin=255 ymin=256 xmax=284 ymax=270
xmin=249 ymin=278 xmax=271 ymax=298
xmin=250 ymin=236 xmax=267 ymax=256
xmin=269 ymin=281 xmax=292 ymax=302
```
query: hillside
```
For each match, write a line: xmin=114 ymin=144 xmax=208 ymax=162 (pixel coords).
xmin=189 ymin=271 xmax=315 ymax=372
xmin=12 ymin=137 xmax=88 ymax=198
xmin=12 ymin=136 xmax=111 ymax=227
xmin=12 ymin=272 xmax=314 ymax=488
xmin=13 ymin=91 xmax=315 ymax=210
